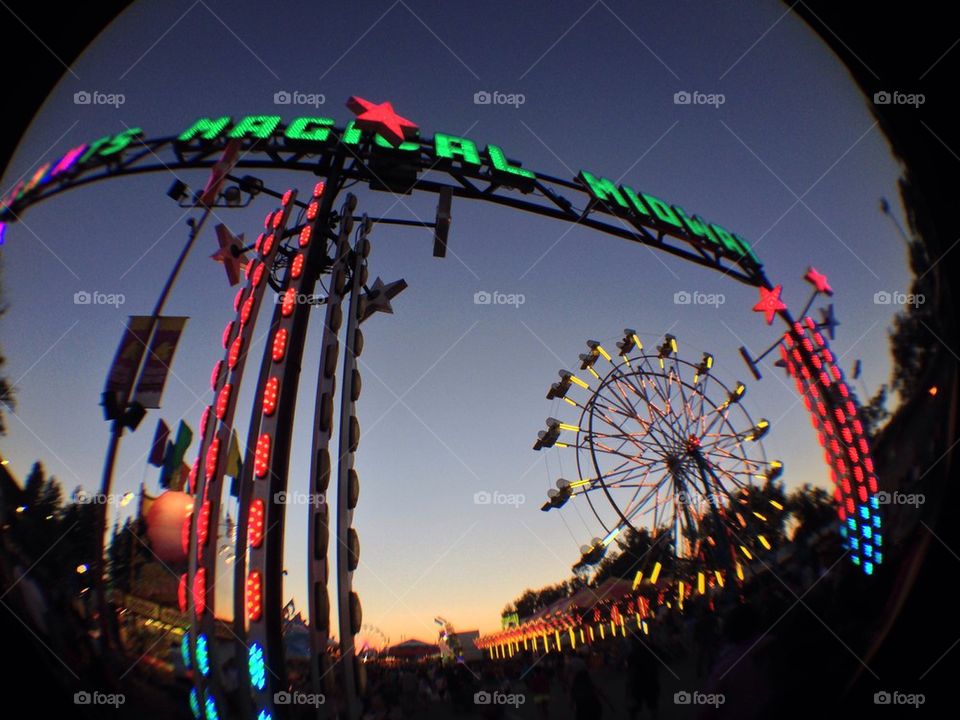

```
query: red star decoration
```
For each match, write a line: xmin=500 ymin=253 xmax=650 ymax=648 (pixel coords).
xmin=211 ymin=223 xmax=248 ymax=286
xmin=804 ymin=266 xmax=833 ymax=296
xmin=346 ymin=96 xmax=418 ymax=147
xmin=753 ymin=285 xmax=787 ymax=325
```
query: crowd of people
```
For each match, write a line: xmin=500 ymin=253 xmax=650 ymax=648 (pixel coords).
xmin=357 ymin=536 xmax=857 ymax=719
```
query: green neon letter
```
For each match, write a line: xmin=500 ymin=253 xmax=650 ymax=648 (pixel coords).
xmin=620 ymin=185 xmax=651 ymax=216
xmin=673 ymin=206 xmax=719 ymax=245
xmin=374 ymin=133 xmax=419 ymax=151
xmin=578 ymin=171 xmax=628 ymax=209
xmin=178 ymin=117 xmax=231 ymax=142
xmin=80 ymin=136 xmax=113 ymax=163
xmin=228 ymin=115 xmax=281 ymax=140
xmin=487 ymin=145 xmax=534 ymax=179
xmin=641 ymin=193 xmax=683 ymax=228
xmin=733 ymin=233 xmax=762 ymax=266
xmin=434 ymin=133 xmax=481 ymax=166
xmin=341 ymin=120 xmax=362 ymax=146
xmin=708 ymin=224 xmax=746 ymax=258
xmin=285 ymin=117 xmax=335 ymax=142
xmin=99 ymin=128 xmax=143 ymax=157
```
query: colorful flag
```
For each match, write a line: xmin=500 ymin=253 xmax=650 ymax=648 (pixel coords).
xmin=169 ymin=462 xmax=190 ymax=492
xmin=148 ymin=419 xmax=171 ymax=467
xmin=225 ymin=429 xmax=242 ymax=478
xmin=133 ymin=316 xmax=188 ymax=409
xmin=159 ymin=421 xmax=193 ymax=489
xmin=226 ymin=430 xmax=243 ymax=498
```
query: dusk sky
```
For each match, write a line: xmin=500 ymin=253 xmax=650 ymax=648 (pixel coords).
xmin=1 ymin=0 xmax=912 ymax=644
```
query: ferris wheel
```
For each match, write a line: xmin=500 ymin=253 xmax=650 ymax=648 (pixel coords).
xmin=534 ymin=331 xmax=786 ymax=593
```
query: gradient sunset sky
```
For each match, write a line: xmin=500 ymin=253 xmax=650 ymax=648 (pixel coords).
xmin=1 ymin=0 xmax=912 ymax=643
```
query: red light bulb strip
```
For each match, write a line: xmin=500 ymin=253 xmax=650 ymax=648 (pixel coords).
xmin=185 ymin=193 xmax=295 ymax=651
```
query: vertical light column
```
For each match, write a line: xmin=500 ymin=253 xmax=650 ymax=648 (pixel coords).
xmin=187 ymin=194 xmax=295 ymax=720
xmin=780 ymin=317 xmax=882 ymax=574
xmin=239 ymin=180 xmax=343 ymax=720
xmin=305 ymin=194 xmax=357 ymax=712
xmin=334 ymin=213 xmax=372 ymax=719
xmin=231 ymin=182 xmax=340 ymax=720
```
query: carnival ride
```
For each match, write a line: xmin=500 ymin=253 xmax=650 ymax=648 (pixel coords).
xmin=0 ymin=96 xmax=883 ymax=718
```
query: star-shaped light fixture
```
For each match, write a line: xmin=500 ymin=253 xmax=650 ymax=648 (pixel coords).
xmin=346 ymin=96 xmax=418 ymax=147
xmin=752 ymin=285 xmax=787 ymax=325
xmin=210 ymin=223 xmax=248 ymax=286
xmin=360 ymin=277 xmax=407 ymax=323
xmin=819 ymin=303 xmax=840 ymax=340
xmin=804 ymin=266 xmax=833 ymax=296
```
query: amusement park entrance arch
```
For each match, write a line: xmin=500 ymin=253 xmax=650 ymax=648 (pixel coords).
xmin=0 ymin=96 xmax=881 ymax=720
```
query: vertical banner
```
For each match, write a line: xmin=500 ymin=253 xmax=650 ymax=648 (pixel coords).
xmin=104 ymin=316 xmax=152 ymax=399
xmin=133 ymin=316 xmax=188 ymax=408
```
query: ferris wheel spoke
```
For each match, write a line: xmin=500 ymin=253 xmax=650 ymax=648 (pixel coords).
xmin=698 ymin=433 xmax=750 ymax=453
xmin=669 ymin=363 xmax=694 ymax=436
xmin=708 ymin=445 xmax=767 ymax=473
xmin=603 ymin=466 xmax=661 ymax=496
xmin=643 ymin=374 xmax=692 ymax=448
xmin=621 ymin=468 xmax=674 ymax=526
xmin=692 ymin=370 xmax=709 ymax=423
xmin=588 ymin=431 xmax=665 ymax=457
xmin=693 ymin=455 xmax=751 ymax=501
xmin=577 ymin=441 xmax=658 ymax=468
xmin=623 ymin=377 xmax=684 ymax=448
xmin=589 ymin=407 xmax=664 ymax=453
xmin=602 ymin=379 xmax=678 ymax=457
xmin=595 ymin=379 xmax=646 ymax=420
xmin=697 ymin=404 xmax=734 ymax=440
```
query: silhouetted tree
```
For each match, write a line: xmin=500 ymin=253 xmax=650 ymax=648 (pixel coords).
xmin=786 ymin=484 xmax=836 ymax=544
xmin=888 ymin=225 xmax=938 ymax=401
xmin=593 ymin=527 xmax=657 ymax=584
xmin=107 ymin=518 xmax=139 ymax=593
xmin=859 ymin=384 xmax=890 ymax=439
